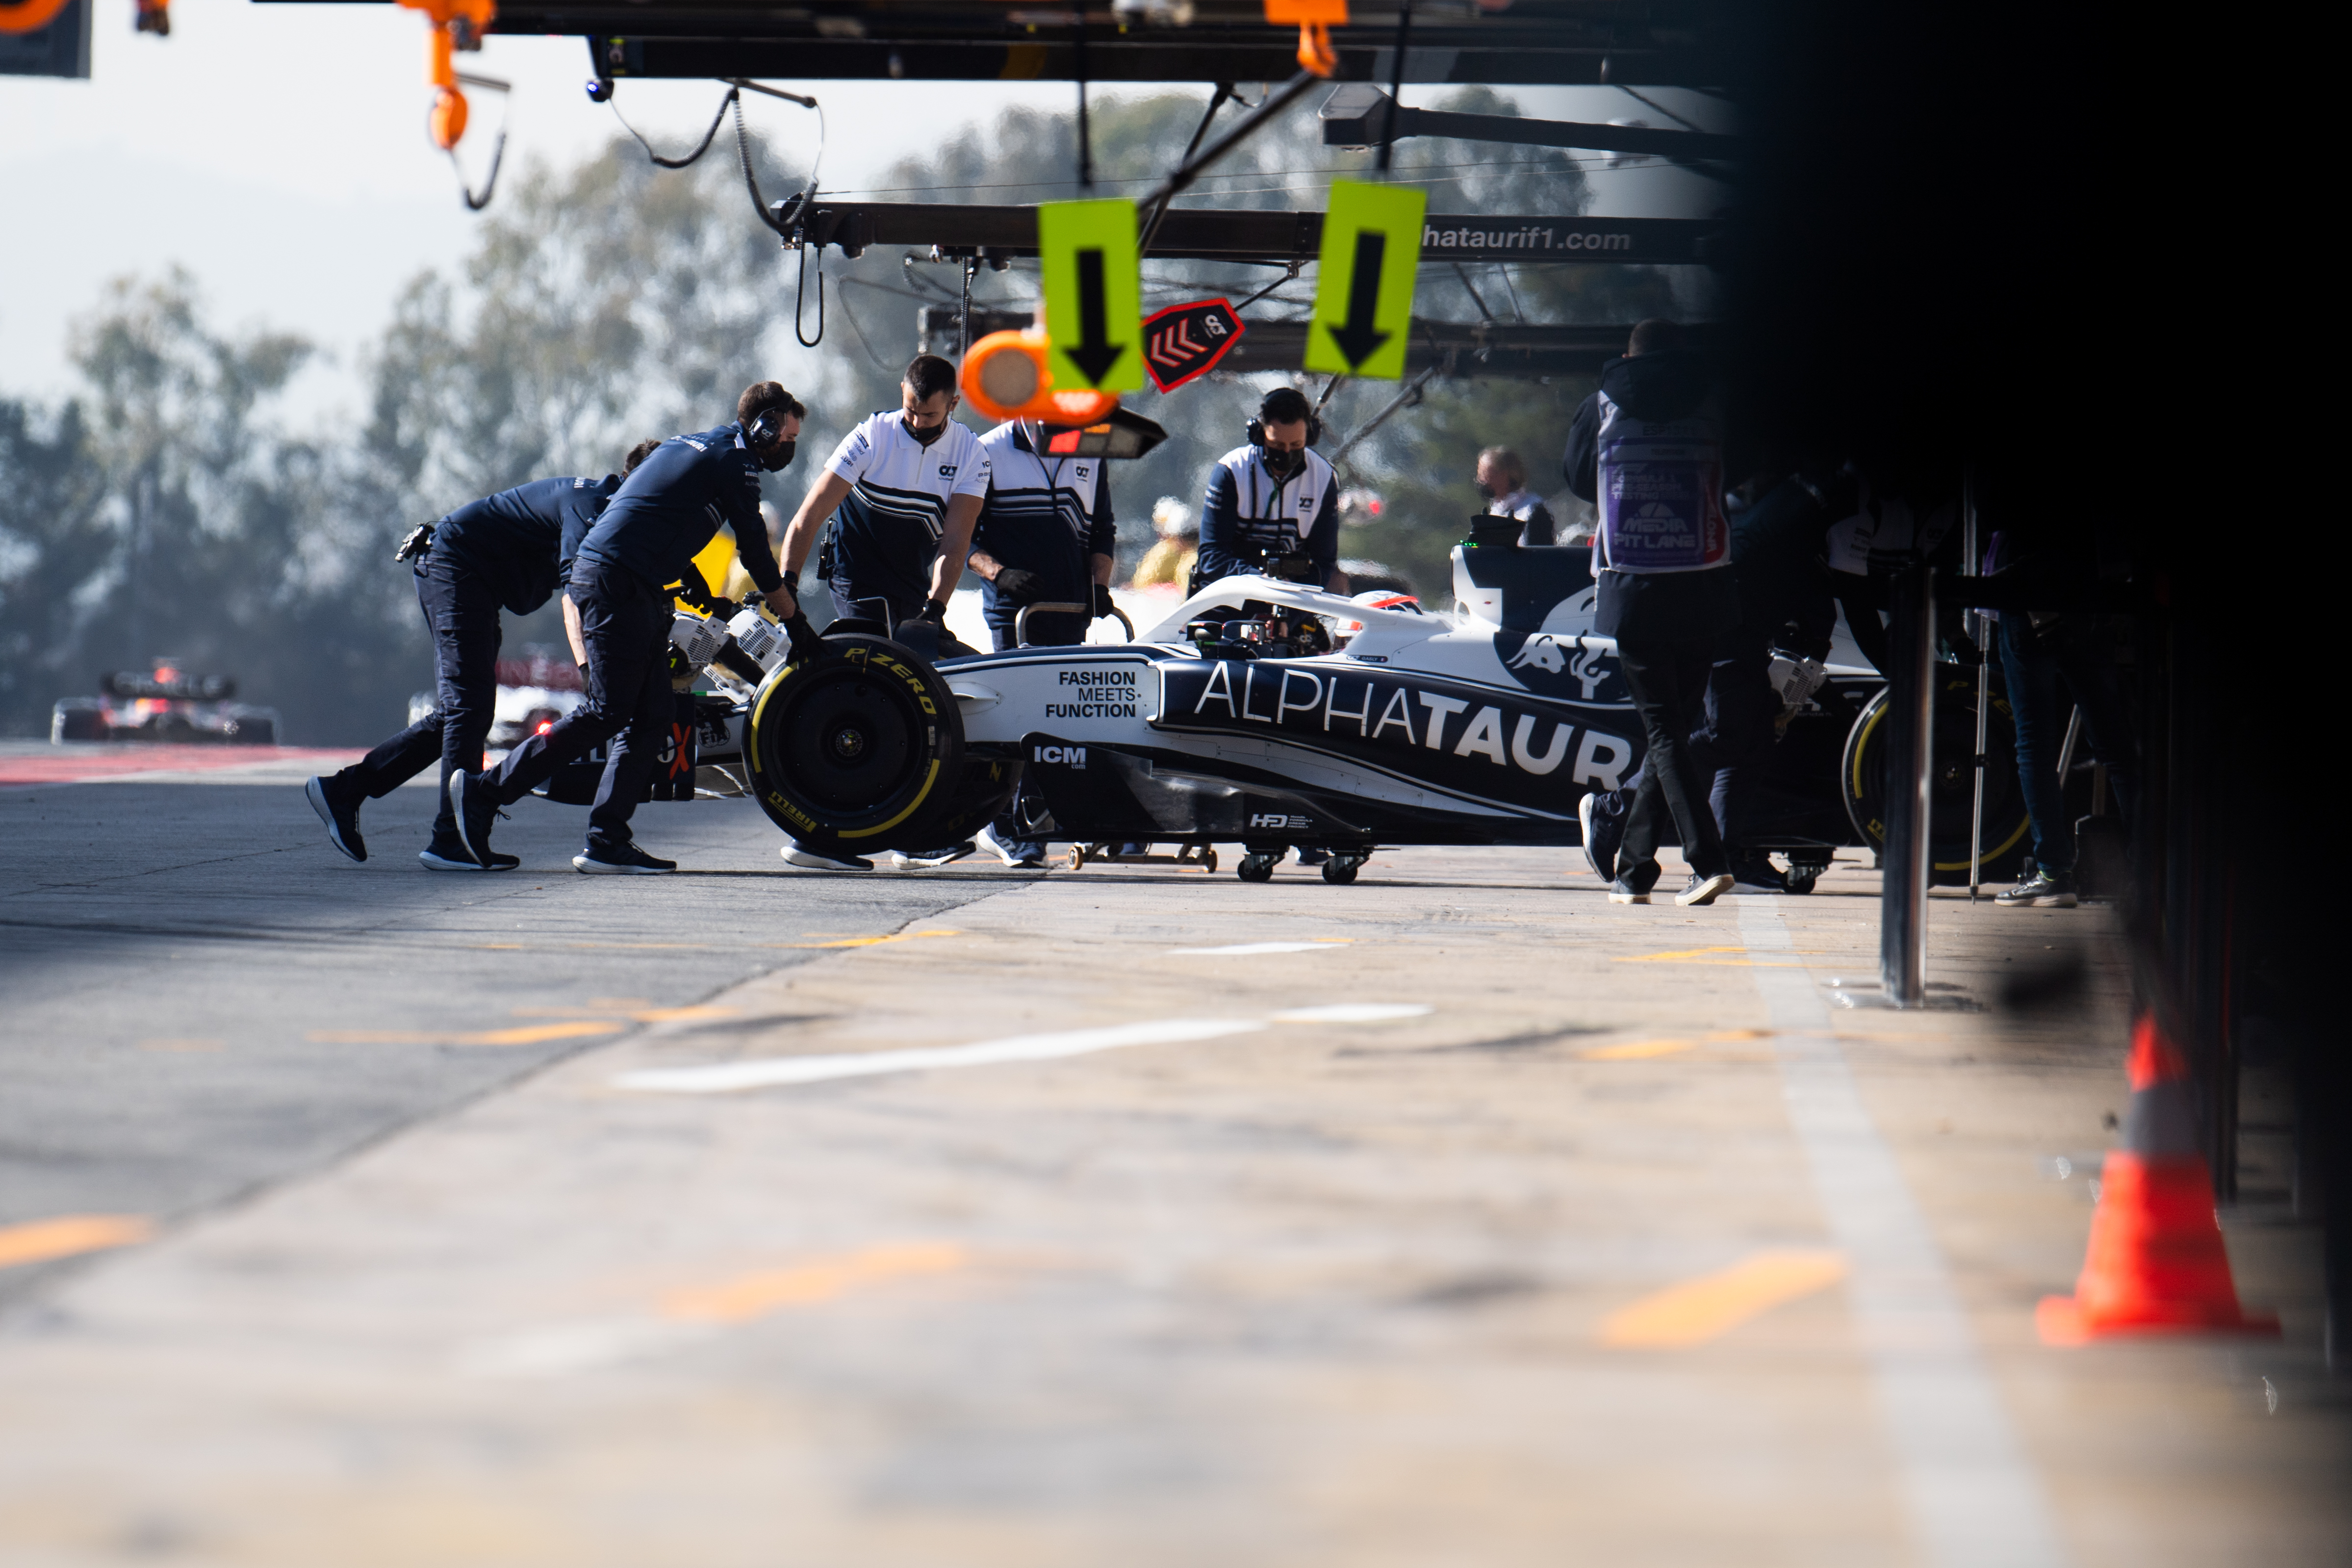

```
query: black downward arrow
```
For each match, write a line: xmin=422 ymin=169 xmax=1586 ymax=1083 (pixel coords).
xmin=1064 ymin=248 xmax=1125 ymax=384
xmin=1326 ymin=230 xmax=1391 ymax=369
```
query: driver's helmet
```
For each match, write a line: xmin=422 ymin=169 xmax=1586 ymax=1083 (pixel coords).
xmin=1334 ymin=588 xmax=1423 ymax=643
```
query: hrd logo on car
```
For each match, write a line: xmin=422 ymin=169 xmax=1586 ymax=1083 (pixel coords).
xmin=1249 ymin=812 xmax=1311 ymax=829
xmin=1034 ymin=745 xmax=1087 ymax=768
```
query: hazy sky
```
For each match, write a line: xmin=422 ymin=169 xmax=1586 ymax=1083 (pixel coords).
xmin=0 ymin=2 xmax=1723 ymax=411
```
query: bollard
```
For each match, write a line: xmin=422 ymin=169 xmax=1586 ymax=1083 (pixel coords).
xmin=1878 ymin=562 xmax=1935 ymax=1006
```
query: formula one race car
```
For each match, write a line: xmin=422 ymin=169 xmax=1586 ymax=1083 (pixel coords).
xmin=51 ymin=661 xmax=281 ymax=745
xmin=641 ymin=534 xmax=2032 ymax=889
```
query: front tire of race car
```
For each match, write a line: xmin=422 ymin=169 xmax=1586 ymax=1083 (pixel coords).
xmin=742 ymin=632 xmax=964 ymax=859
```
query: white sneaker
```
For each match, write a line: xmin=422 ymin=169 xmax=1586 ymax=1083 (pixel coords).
xmin=782 ymin=842 xmax=872 ymax=871
xmin=975 ymin=825 xmax=1029 ymax=867
xmin=885 ymin=841 xmax=977 ymax=869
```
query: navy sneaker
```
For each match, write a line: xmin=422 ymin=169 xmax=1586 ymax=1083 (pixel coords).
xmin=1607 ymin=857 xmax=1661 ymax=905
xmin=1579 ymin=789 xmax=1626 ymax=882
xmin=1296 ymin=847 xmax=1330 ymax=867
xmin=1675 ymin=871 xmax=1737 ymax=907
xmin=573 ymin=842 xmax=677 ymax=874
xmin=885 ymin=841 xmax=977 ymax=869
xmin=306 ymin=774 xmax=366 ymax=862
xmin=448 ymin=769 xmax=505 ymax=869
xmin=1995 ymin=867 xmax=2077 ymax=907
xmin=420 ymin=841 xmax=519 ymax=873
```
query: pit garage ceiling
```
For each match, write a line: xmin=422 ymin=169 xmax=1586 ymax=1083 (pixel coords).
xmin=268 ymin=0 xmax=1735 ymax=86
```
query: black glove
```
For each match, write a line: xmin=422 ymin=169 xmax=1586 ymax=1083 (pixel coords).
xmin=993 ymin=567 xmax=1043 ymax=605
xmin=1091 ymin=583 xmax=1114 ymax=618
xmin=917 ymin=598 xmax=946 ymax=623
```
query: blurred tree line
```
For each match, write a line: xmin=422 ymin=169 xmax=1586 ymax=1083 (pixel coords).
xmin=0 ymin=86 xmax=1699 ymax=741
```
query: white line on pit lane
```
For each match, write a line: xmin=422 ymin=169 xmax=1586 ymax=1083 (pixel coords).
xmin=1270 ymin=1003 xmax=1432 ymax=1023
xmin=613 ymin=1018 xmax=1268 ymax=1094
xmin=1168 ymin=941 xmax=1350 ymax=955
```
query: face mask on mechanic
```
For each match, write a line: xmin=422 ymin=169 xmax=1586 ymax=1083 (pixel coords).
xmin=1475 ymin=480 xmax=1496 ymax=501
xmin=759 ymin=438 xmax=796 ymax=473
xmin=1261 ymin=445 xmax=1305 ymax=479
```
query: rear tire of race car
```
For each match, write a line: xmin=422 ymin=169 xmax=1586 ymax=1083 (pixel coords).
xmin=742 ymin=632 xmax=964 ymax=860
xmin=51 ymin=701 xmax=107 ymax=743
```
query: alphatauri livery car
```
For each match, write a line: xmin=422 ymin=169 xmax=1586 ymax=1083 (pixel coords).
xmin=648 ymin=539 xmax=2033 ymax=888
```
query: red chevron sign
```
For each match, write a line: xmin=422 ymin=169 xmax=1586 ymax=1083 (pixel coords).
xmin=1140 ymin=297 xmax=1248 ymax=392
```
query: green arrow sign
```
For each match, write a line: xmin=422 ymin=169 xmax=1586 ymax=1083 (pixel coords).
xmin=1038 ymin=198 xmax=1144 ymax=393
xmin=1305 ymin=180 xmax=1427 ymax=381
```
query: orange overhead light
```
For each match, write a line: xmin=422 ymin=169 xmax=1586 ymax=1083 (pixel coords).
xmin=1264 ymin=0 xmax=1346 ymax=77
xmin=0 ymin=0 xmax=73 ymax=33
xmin=398 ymin=0 xmax=497 ymax=150
xmin=960 ymin=330 xmax=1120 ymax=425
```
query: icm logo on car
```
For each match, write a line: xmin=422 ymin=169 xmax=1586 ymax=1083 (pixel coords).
xmin=1034 ymin=745 xmax=1086 ymax=769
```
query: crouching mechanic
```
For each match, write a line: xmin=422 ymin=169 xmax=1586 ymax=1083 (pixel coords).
xmin=965 ymin=413 xmax=1117 ymax=866
xmin=769 ymin=353 xmax=991 ymax=872
xmin=305 ymin=443 xmax=652 ymax=870
xmin=445 ymin=384 xmax=803 ymax=874
xmin=1195 ymin=386 xmax=1345 ymax=594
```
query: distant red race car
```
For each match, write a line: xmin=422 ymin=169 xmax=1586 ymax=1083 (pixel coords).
xmin=51 ymin=661 xmax=281 ymax=745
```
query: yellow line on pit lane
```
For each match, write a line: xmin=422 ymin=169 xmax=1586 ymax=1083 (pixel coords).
xmin=307 ymin=1021 xmax=628 ymax=1047
xmin=1581 ymin=1029 xmax=1775 ymax=1060
xmin=662 ymin=1243 xmax=970 ymax=1323
xmin=0 ymin=1214 xmax=154 ymax=1270
xmin=1614 ymin=945 xmax=1826 ymax=967
xmin=1599 ymin=1250 xmax=1847 ymax=1347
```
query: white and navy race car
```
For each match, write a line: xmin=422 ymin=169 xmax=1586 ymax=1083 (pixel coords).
xmin=680 ymin=538 xmax=2031 ymax=889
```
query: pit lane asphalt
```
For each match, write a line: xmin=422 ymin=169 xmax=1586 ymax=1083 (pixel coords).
xmin=0 ymin=751 xmax=1019 ymax=1305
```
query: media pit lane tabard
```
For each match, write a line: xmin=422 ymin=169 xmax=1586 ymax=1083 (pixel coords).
xmin=1037 ymin=198 xmax=1145 ymax=393
xmin=1306 ymin=179 xmax=1427 ymax=381
xmin=1140 ymin=298 xmax=1248 ymax=393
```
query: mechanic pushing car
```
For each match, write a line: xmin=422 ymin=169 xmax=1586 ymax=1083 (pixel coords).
xmin=1563 ymin=318 xmax=1738 ymax=908
xmin=963 ymin=413 xmax=1120 ymax=867
xmin=441 ymin=383 xmax=804 ymax=875
xmin=1579 ymin=470 xmax=1842 ymax=894
xmin=1193 ymin=386 xmax=1347 ymax=595
xmin=768 ymin=353 xmax=992 ymax=872
xmin=304 ymin=440 xmax=657 ymax=872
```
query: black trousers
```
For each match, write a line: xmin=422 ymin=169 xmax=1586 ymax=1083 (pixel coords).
xmin=484 ymin=562 xmax=672 ymax=850
xmin=342 ymin=550 xmax=502 ymax=843
xmin=829 ymin=578 xmax=926 ymax=629
xmin=1615 ymin=639 xmax=1732 ymax=879
xmin=987 ymin=611 xmax=1085 ymax=843
xmin=1617 ymin=640 xmax=1779 ymax=853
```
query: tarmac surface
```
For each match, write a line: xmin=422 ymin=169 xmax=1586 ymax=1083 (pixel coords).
xmin=1 ymin=744 xmax=2347 ymax=1566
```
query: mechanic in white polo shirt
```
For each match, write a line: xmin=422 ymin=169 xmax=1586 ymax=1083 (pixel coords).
xmin=772 ymin=353 xmax=990 ymax=634
xmin=770 ymin=353 xmax=991 ymax=873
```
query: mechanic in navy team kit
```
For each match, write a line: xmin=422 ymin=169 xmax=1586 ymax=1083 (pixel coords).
xmin=1562 ymin=318 xmax=1738 ymax=908
xmin=304 ymin=439 xmax=658 ymax=871
xmin=1475 ymin=446 xmax=1557 ymax=546
xmin=438 ymin=383 xmax=804 ymax=875
xmin=1194 ymin=386 xmax=1347 ymax=594
xmin=769 ymin=354 xmax=992 ymax=872
xmin=961 ymin=413 xmax=1120 ymax=866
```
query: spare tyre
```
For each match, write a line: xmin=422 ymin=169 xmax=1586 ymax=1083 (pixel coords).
xmin=1840 ymin=669 xmax=2033 ymax=886
xmin=743 ymin=632 xmax=965 ymax=856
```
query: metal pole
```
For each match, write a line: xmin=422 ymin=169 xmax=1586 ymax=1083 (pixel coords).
xmin=1964 ymin=476 xmax=1987 ymax=900
xmin=1879 ymin=560 xmax=1936 ymax=1006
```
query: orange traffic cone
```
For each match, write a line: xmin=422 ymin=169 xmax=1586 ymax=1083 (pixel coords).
xmin=2038 ymin=1013 xmax=2280 ymax=1344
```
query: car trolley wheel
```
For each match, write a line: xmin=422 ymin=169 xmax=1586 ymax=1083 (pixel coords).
xmin=1840 ymin=672 xmax=2032 ymax=887
xmin=1236 ymin=852 xmax=1278 ymax=883
xmin=743 ymin=632 xmax=964 ymax=859
xmin=1321 ymin=856 xmax=1362 ymax=885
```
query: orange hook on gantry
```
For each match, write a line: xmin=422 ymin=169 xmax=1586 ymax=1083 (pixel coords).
xmin=398 ymin=0 xmax=497 ymax=150
xmin=1263 ymin=0 xmax=1346 ymax=77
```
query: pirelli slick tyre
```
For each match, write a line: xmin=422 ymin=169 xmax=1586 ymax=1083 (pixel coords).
xmin=744 ymin=633 xmax=964 ymax=857
xmin=1840 ymin=671 xmax=2032 ymax=887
